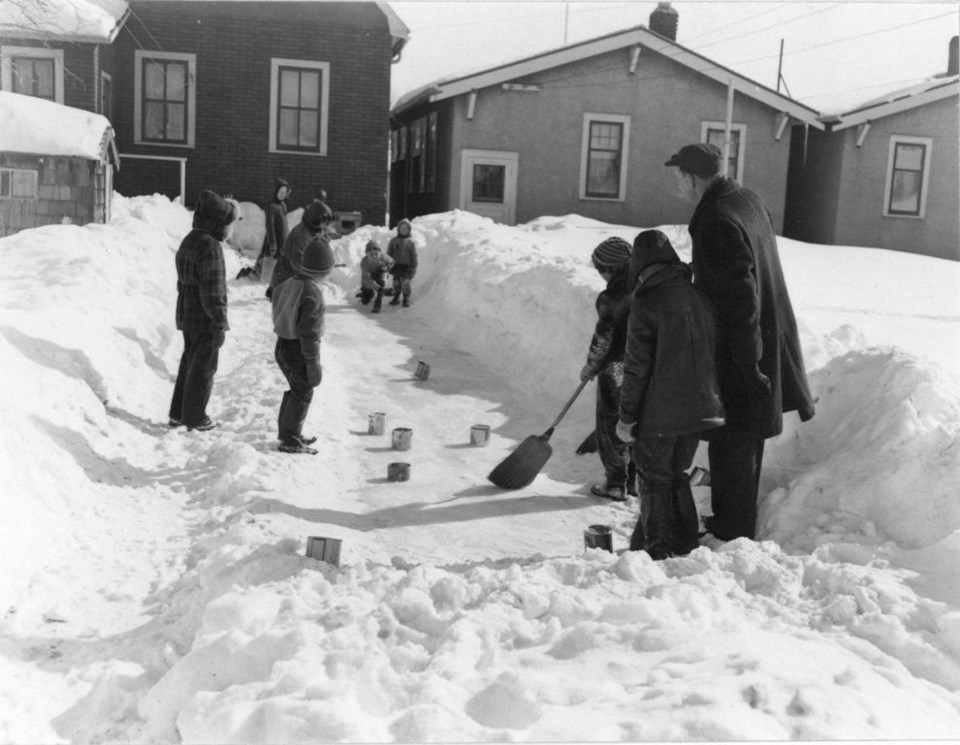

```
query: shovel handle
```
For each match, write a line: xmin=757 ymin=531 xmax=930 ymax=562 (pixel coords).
xmin=542 ymin=379 xmax=589 ymax=439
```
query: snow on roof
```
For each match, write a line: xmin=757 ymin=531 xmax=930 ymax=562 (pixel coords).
xmin=826 ymin=74 xmax=960 ymax=130
xmin=0 ymin=91 xmax=116 ymax=162
xmin=392 ymin=22 xmax=823 ymax=128
xmin=0 ymin=0 xmax=128 ymax=42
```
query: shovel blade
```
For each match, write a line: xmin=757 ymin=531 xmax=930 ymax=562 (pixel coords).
xmin=487 ymin=435 xmax=553 ymax=489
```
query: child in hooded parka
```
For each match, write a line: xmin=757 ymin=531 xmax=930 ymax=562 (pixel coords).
xmin=387 ymin=218 xmax=418 ymax=307
xmin=271 ymin=232 xmax=336 ymax=454
xmin=359 ymin=240 xmax=394 ymax=313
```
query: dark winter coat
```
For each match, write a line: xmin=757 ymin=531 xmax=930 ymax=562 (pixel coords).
xmin=688 ymin=177 xmax=815 ymax=438
xmin=619 ymin=262 xmax=725 ymax=438
xmin=387 ymin=219 xmax=418 ymax=276
xmin=175 ymin=190 xmax=234 ymax=333
xmin=583 ymin=270 xmax=633 ymax=379
xmin=260 ymin=179 xmax=289 ymax=258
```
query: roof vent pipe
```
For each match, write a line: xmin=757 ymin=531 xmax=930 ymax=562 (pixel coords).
xmin=948 ymin=35 xmax=959 ymax=77
xmin=649 ymin=2 xmax=678 ymax=41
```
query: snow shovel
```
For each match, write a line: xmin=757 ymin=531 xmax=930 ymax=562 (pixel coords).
xmin=487 ymin=380 xmax=589 ymax=489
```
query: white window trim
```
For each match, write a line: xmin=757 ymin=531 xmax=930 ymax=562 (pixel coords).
xmin=99 ymin=70 xmax=112 ymax=118
xmin=269 ymin=58 xmax=330 ymax=156
xmin=701 ymin=121 xmax=747 ymax=181
xmin=579 ymin=113 xmax=631 ymax=202
xmin=0 ymin=46 xmax=65 ymax=103
xmin=134 ymin=50 xmax=196 ymax=148
xmin=882 ymin=135 xmax=932 ymax=219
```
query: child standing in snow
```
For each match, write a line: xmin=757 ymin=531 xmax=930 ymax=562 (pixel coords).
xmin=252 ymin=178 xmax=290 ymax=279
xmin=359 ymin=240 xmax=394 ymax=313
xmin=580 ymin=237 xmax=637 ymax=502
xmin=616 ymin=230 xmax=725 ymax=559
xmin=387 ymin=218 xmax=418 ymax=307
xmin=271 ymin=233 xmax=336 ymax=454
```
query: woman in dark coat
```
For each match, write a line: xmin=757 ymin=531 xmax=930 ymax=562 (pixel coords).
xmin=169 ymin=190 xmax=238 ymax=431
xmin=617 ymin=230 xmax=725 ymax=559
xmin=254 ymin=178 xmax=290 ymax=278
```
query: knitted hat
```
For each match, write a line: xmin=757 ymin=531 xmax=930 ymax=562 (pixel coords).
xmin=664 ymin=143 xmax=722 ymax=177
xmin=591 ymin=237 xmax=632 ymax=268
xmin=365 ymin=240 xmax=381 ymax=253
xmin=298 ymin=235 xmax=336 ymax=279
xmin=302 ymin=200 xmax=334 ymax=231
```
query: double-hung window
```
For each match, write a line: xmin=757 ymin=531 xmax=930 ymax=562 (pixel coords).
xmin=580 ymin=114 xmax=630 ymax=200
xmin=270 ymin=59 xmax=329 ymax=155
xmin=134 ymin=51 xmax=196 ymax=147
xmin=883 ymin=136 xmax=932 ymax=218
xmin=702 ymin=122 xmax=746 ymax=181
xmin=1 ymin=47 xmax=64 ymax=103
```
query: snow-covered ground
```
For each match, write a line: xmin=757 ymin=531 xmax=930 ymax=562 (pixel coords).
xmin=1 ymin=194 xmax=959 ymax=743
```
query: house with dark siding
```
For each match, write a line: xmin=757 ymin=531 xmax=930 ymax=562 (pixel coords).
xmin=389 ymin=3 xmax=823 ymax=231
xmin=784 ymin=37 xmax=959 ymax=262
xmin=2 ymin=0 xmax=408 ymax=230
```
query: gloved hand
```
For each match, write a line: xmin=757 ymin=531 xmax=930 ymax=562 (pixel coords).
xmin=212 ymin=329 xmax=226 ymax=349
xmin=740 ymin=363 xmax=771 ymax=396
xmin=616 ymin=419 xmax=636 ymax=444
xmin=580 ymin=365 xmax=595 ymax=383
xmin=305 ymin=358 xmax=322 ymax=387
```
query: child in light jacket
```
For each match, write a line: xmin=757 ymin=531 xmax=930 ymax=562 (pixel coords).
xmin=387 ymin=218 xmax=418 ymax=307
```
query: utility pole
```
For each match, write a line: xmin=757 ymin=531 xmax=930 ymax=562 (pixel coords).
xmin=776 ymin=38 xmax=784 ymax=92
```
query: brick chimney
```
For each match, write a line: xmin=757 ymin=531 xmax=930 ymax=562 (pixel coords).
xmin=949 ymin=36 xmax=959 ymax=76
xmin=649 ymin=2 xmax=679 ymax=41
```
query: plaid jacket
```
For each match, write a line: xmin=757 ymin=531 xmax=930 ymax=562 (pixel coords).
xmin=175 ymin=191 xmax=232 ymax=333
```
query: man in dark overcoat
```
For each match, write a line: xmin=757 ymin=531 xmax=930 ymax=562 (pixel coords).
xmin=665 ymin=143 xmax=815 ymax=540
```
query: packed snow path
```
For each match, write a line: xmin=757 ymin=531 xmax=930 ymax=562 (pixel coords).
xmin=221 ymin=278 xmax=624 ymax=566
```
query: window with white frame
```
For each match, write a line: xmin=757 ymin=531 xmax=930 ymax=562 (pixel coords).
xmin=269 ymin=58 xmax=329 ymax=155
xmin=134 ymin=50 xmax=196 ymax=147
xmin=580 ymin=114 xmax=630 ymax=200
xmin=702 ymin=122 xmax=746 ymax=181
xmin=883 ymin=135 xmax=932 ymax=218
xmin=1 ymin=47 xmax=64 ymax=103
xmin=0 ymin=168 xmax=39 ymax=199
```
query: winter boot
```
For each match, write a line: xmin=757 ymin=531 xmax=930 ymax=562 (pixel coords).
xmin=389 ymin=293 xmax=401 ymax=306
xmin=278 ymin=437 xmax=318 ymax=455
xmin=372 ymin=292 xmax=383 ymax=313
xmin=590 ymin=482 xmax=627 ymax=502
xmin=402 ymin=294 xmax=410 ymax=307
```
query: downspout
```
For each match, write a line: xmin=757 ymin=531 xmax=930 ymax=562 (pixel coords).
xmin=723 ymin=78 xmax=735 ymax=177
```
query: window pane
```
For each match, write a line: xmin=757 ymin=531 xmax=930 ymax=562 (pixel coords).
xmin=12 ymin=170 xmax=35 ymax=197
xmin=166 ymin=63 xmax=186 ymax=102
xmin=590 ymin=122 xmax=621 ymax=151
xmin=280 ymin=70 xmax=299 ymax=106
xmin=890 ymin=171 xmax=921 ymax=214
xmin=299 ymin=110 xmax=318 ymax=147
xmin=279 ymin=109 xmax=299 ymax=146
xmin=144 ymin=62 xmax=165 ymax=99
xmin=894 ymin=144 xmax=924 ymax=171
xmin=166 ymin=103 xmax=186 ymax=141
xmin=587 ymin=151 xmax=619 ymax=197
xmin=300 ymin=71 xmax=320 ymax=109
xmin=473 ymin=165 xmax=505 ymax=203
xmin=144 ymin=101 xmax=165 ymax=139
xmin=0 ymin=171 xmax=9 ymax=196
xmin=34 ymin=60 xmax=54 ymax=98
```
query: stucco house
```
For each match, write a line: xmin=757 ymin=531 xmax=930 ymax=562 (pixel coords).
xmin=2 ymin=0 xmax=408 ymax=228
xmin=389 ymin=3 xmax=823 ymax=230
xmin=0 ymin=91 xmax=118 ymax=235
xmin=784 ymin=37 xmax=959 ymax=261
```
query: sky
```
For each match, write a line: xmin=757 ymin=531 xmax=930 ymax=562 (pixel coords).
xmin=2 ymin=187 xmax=960 ymax=740
xmin=388 ymin=0 xmax=960 ymax=112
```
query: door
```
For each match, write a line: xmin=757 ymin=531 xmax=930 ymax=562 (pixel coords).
xmin=459 ymin=149 xmax=518 ymax=225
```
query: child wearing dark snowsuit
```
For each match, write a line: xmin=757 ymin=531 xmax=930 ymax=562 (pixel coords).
xmin=169 ymin=190 xmax=239 ymax=432
xmin=580 ymin=237 xmax=636 ymax=502
xmin=271 ymin=233 xmax=336 ymax=454
xmin=617 ymin=230 xmax=725 ymax=559
xmin=387 ymin=218 xmax=418 ymax=307
xmin=253 ymin=178 xmax=290 ymax=279
xmin=359 ymin=240 xmax=394 ymax=313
